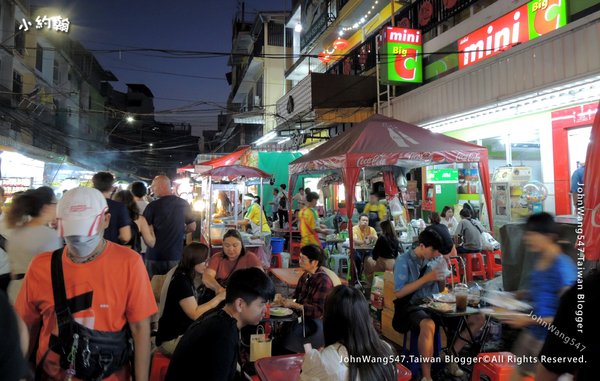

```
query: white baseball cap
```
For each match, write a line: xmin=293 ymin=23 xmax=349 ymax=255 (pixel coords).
xmin=56 ymin=187 xmax=108 ymax=237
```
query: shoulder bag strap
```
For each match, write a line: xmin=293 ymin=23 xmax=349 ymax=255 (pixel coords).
xmin=468 ymin=219 xmax=483 ymax=233
xmin=51 ymin=248 xmax=73 ymax=330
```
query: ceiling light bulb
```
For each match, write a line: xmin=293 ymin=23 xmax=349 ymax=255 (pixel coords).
xmin=294 ymin=22 xmax=302 ymax=32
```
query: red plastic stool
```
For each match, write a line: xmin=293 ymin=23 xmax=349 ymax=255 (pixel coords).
xmin=460 ymin=253 xmax=487 ymax=282
xmin=396 ymin=363 xmax=412 ymax=381
xmin=447 ymin=258 xmax=461 ymax=284
xmin=471 ymin=352 xmax=515 ymax=381
xmin=483 ymin=249 xmax=503 ymax=279
xmin=150 ymin=351 xmax=171 ymax=381
xmin=270 ymin=253 xmax=282 ymax=268
xmin=289 ymin=241 xmax=302 ymax=264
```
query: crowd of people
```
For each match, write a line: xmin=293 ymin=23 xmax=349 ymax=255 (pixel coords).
xmin=0 ymin=175 xmax=596 ymax=381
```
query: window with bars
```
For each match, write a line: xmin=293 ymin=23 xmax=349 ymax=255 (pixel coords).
xmin=36 ymin=45 xmax=44 ymax=72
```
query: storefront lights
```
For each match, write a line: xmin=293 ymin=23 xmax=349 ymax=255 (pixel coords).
xmin=420 ymin=76 xmax=600 ymax=133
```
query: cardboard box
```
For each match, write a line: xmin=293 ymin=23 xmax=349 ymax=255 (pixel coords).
xmin=383 ymin=271 xmax=395 ymax=310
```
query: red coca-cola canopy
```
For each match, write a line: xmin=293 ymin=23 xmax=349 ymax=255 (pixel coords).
xmin=288 ymin=114 xmax=493 ymax=266
xmin=202 ymin=165 xmax=272 ymax=180
xmin=583 ymin=101 xmax=600 ymax=263
xmin=290 ymin=114 xmax=487 ymax=173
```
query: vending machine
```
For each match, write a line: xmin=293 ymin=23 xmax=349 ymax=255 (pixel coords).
xmin=491 ymin=166 xmax=532 ymax=231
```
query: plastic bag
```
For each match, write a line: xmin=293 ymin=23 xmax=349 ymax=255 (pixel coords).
xmin=481 ymin=232 xmax=500 ymax=251
xmin=389 ymin=195 xmax=403 ymax=217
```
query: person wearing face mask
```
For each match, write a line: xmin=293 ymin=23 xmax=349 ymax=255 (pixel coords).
xmin=14 ymin=187 xmax=157 ymax=381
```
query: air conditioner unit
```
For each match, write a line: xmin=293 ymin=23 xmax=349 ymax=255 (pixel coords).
xmin=254 ymin=95 xmax=261 ymax=107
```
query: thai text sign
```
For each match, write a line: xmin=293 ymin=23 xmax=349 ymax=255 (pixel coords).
xmin=381 ymin=27 xmax=423 ymax=84
xmin=458 ymin=0 xmax=567 ymax=69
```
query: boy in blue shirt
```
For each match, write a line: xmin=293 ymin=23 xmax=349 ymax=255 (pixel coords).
xmin=503 ymin=212 xmax=577 ymax=380
xmin=393 ymin=230 xmax=484 ymax=381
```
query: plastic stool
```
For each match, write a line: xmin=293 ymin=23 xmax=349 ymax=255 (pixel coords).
xmin=289 ymin=241 xmax=302 ymax=264
xmin=150 ymin=351 xmax=171 ymax=381
xmin=270 ymin=253 xmax=282 ymax=268
xmin=328 ymin=253 xmax=349 ymax=275
xmin=402 ymin=326 xmax=442 ymax=376
xmin=471 ymin=352 xmax=515 ymax=381
xmin=396 ymin=363 xmax=412 ymax=381
xmin=460 ymin=253 xmax=487 ymax=282
xmin=447 ymin=258 xmax=461 ymax=285
xmin=483 ymin=249 xmax=503 ymax=279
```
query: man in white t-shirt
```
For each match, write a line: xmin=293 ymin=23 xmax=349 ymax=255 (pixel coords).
xmin=292 ymin=187 xmax=306 ymax=210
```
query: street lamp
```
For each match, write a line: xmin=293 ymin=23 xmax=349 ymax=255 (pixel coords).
xmin=107 ymin=115 xmax=135 ymax=137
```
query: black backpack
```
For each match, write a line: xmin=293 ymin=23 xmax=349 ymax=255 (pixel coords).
xmin=130 ymin=222 xmax=142 ymax=253
xmin=279 ymin=194 xmax=287 ymax=209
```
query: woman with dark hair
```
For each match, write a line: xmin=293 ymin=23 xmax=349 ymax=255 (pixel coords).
xmin=301 ymin=285 xmax=397 ymax=381
xmin=203 ymin=229 xmax=263 ymax=295
xmin=113 ymin=190 xmax=155 ymax=253
xmin=6 ymin=187 xmax=62 ymax=302
xmin=426 ymin=212 xmax=456 ymax=257
xmin=275 ymin=244 xmax=334 ymax=353
xmin=364 ymin=220 xmax=400 ymax=289
xmin=156 ymin=242 xmax=225 ymax=356
xmin=454 ymin=208 xmax=485 ymax=254
xmin=503 ymin=213 xmax=577 ymax=381
xmin=440 ymin=206 xmax=458 ymax=235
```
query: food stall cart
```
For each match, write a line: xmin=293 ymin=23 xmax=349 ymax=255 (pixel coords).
xmin=198 ymin=165 xmax=273 ymax=266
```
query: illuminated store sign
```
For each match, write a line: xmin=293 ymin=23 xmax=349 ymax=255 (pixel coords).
xmin=381 ymin=27 xmax=423 ymax=84
xmin=458 ymin=0 xmax=567 ymax=69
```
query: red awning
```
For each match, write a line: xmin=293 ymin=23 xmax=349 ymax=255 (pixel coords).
xmin=195 ymin=146 xmax=250 ymax=173
xmin=202 ymin=165 xmax=272 ymax=180
xmin=176 ymin=164 xmax=195 ymax=174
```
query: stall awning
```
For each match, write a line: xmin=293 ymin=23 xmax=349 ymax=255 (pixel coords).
xmin=202 ymin=165 xmax=272 ymax=181
xmin=195 ymin=146 xmax=250 ymax=174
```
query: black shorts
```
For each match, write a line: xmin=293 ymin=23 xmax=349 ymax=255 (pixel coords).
xmin=393 ymin=305 xmax=441 ymax=334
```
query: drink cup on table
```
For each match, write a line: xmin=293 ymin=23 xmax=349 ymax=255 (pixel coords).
xmin=433 ymin=258 xmax=448 ymax=291
xmin=454 ymin=283 xmax=469 ymax=312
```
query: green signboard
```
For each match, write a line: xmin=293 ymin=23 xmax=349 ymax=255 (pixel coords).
xmin=380 ymin=27 xmax=423 ymax=84
xmin=427 ymin=169 xmax=459 ymax=183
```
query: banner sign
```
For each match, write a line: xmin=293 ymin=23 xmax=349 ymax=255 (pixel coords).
xmin=458 ymin=0 xmax=568 ymax=69
xmin=381 ymin=27 xmax=423 ymax=84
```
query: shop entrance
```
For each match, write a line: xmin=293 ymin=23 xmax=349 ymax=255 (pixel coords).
xmin=551 ymin=103 xmax=597 ymax=215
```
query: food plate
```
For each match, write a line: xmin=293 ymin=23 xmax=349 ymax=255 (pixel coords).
xmin=270 ymin=307 xmax=293 ymax=317
xmin=479 ymin=308 xmax=530 ymax=319
xmin=481 ymin=291 xmax=532 ymax=311
xmin=427 ymin=302 xmax=454 ymax=313
xmin=432 ymin=293 xmax=456 ymax=303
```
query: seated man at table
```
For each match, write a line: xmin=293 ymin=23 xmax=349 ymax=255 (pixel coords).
xmin=352 ymin=213 xmax=378 ymax=279
xmin=392 ymin=229 xmax=484 ymax=381
xmin=166 ymin=267 xmax=275 ymax=381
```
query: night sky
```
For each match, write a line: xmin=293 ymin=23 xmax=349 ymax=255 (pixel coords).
xmin=34 ymin=0 xmax=291 ymax=136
